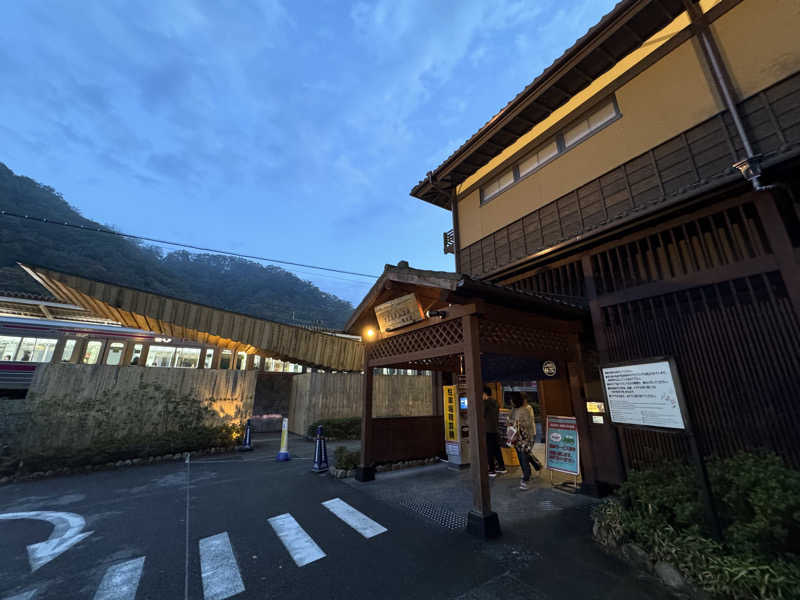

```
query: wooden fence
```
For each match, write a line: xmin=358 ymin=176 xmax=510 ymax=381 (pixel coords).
xmin=288 ymin=372 xmax=434 ymax=435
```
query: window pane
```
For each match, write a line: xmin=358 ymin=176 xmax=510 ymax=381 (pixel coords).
xmin=588 ymin=101 xmax=617 ymax=130
xmin=175 ymin=347 xmax=201 ymax=368
xmin=61 ymin=339 xmax=76 ymax=362
xmin=83 ymin=341 xmax=103 ymax=365
xmin=564 ymin=119 xmax=590 ymax=147
xmin=130 ymin=344 xmax=143 ymax=365
xmin=220 ymin=350 xmax=232 ymax=369
xmin=15 ymin=338 xmax=36 ymax=362
xmin=32 ymin=339 xmax=57 ymax=363
xmin=0 ymin=336 xmax=21 ymax=361
xmin=253 ymin=355 xmax=261 ymax=369
xmin=537 ymin=140 xmax=558 ymax=163
xmin=518 ymin=153 xmax=540 ymax=177
xmin=146 ymin=345 xmax=175 ymax=368
xmin=204 ymin=349 xmax=214 ymax=369
xmin=498 ymin=169 xmax=515 ymax=190
xmin=236 ymin=352 xmax=247 ymax=370
xmin=106 ymin=342 xmax=125 ymax=366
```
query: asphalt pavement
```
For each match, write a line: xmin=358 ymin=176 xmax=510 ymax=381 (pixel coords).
xmin=0 ymin=434 xmax=673 ymax=600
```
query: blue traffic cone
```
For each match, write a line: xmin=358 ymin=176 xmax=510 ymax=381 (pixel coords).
xmin=312 ymin=426 xmax=329 ymax=473
xmin=238 ymin=419 xmax=253 ymax=452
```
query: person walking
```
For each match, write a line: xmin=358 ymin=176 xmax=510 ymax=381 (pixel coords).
xmin=510 ymin=392 xmax=540 ymax=490
xmin=483 ymin=386 xmax=507 ymax=477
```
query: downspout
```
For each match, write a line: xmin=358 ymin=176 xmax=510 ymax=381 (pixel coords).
xmin=683 ymin=0 xmax=764 ymax=189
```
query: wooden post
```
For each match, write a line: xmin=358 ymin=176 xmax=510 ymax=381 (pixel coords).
xmin=246 ymin=353 xmax=256 ymax=371
xmin=121 ymin=341 xmax=136 ymax=367
xmin=431 ymin=371 xmax=443 ymax=416
xmin=196 ymin=347 xmax=205 ymax=369
xmin=210 ymin=347 xmax=222 ymax=370
xmin=463 ymin=314 xmax=500 ymax=538
xmin=356 ymin=361 xmax=375 ymax=482
xmin=567 ymin=344 xmax=600 ymax=495
xmin=52 ymin=337 xmax=67 ymax=364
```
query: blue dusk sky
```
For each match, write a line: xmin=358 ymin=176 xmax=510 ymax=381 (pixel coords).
xmin=1 ymin=0 xmax=616 ymax=305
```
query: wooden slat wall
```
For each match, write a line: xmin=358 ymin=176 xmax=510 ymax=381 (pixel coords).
xmin=25 ymin=267 xmax=365 ymax=372
xmin=460 ymin=71 xmax=800 ymax=278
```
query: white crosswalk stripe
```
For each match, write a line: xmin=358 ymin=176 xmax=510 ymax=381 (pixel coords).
xmin=267 ymin=513 xmax=326 ymax=567
xmin=92 ymin=556 xmax=145 ymax=600
xmin=321 ymin=498 xmax=388 ymax=539
xmin=199 ymin=532 xmax=245 ymax=600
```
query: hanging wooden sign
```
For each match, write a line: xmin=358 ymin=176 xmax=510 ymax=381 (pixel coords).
xmin=374 ymin=293 xmax=424 ymax=332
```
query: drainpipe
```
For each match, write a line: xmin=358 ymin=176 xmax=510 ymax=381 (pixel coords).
xmin=683 ymin=0 xmax=763 ymax=189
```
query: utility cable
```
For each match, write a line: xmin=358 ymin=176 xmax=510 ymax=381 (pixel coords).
xmin=0 ymin=209 xmax=380 ymax=279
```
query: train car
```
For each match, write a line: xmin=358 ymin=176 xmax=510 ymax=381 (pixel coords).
xmin=0 ymin=316 xmax=204 ymax=392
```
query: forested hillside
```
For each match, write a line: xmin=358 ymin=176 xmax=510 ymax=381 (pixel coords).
xmin=0 ymin=162 xmax=354 ymax=329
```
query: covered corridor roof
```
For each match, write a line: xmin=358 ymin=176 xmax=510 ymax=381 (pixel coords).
xmin=20 ymin=264 xmax=364 ymax=372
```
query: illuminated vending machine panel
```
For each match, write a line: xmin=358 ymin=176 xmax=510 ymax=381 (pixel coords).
xmin=443 ymin=385 xmax=470 ymax=466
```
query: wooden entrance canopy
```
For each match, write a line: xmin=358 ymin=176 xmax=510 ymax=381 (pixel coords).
xmin=21 ymin=264 xmax=364 ymax=372
xmin=345 ymin=262 xmax=594 ymax=538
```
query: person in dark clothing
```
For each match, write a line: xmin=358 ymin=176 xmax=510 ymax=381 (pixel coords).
xmin=483 ymin=385 xmax=507 ymax=477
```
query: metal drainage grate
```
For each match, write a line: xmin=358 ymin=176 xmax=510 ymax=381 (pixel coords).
xmin=398 ymin=496 xmax=467 ymax=530
xmin=536 ymin=500 xmax=562 ymax=512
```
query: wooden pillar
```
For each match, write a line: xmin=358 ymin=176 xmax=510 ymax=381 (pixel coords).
xmin=566 ymin=336 xmax=600 ymax=495
xmin=754 ymin=190 xmax=800 ymax=318
xmin=430 ymin=371 xmax=443 ymax=416
xmin=246 ymin=353 xmax=256 ymax=371
xmin=52 ymin=337 xmax=67 ymax=364
xmin=196 ymin=347 xmax=205 ymax=369
xmin=463 ymin=314 xmax=500 ymax=538
xmin=210 ymin=347 xmax=222 ymax=370
xmin=356 ymin=362 xmax=375 ymax=481
xmin=138 ymin=343 xmax=151 ymax=367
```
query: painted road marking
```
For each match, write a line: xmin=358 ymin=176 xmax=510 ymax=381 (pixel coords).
xmin=321 ymin=498 xmax=387 ymax=539
xmin=0 ymin=511 xmax=93 ymax=572
xmin=199 ymin=532 xmax=245 ymax=600
xmin=267 ymin=514 xmax=326 ymax=567
xmin=93 ymin=557 xmax=145 ymax=600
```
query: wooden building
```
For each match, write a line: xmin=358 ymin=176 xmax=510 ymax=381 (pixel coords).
xmin=391 ymin=0 xmax=800 ymax=534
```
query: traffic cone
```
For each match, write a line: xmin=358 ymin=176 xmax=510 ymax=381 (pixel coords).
xmin=312 ymin=426 xmax=329 ymax=473
xmin=276 ymin=417 xmax=290 ymax=461
xmin=238 ymin=419 xmax=253 ymax=452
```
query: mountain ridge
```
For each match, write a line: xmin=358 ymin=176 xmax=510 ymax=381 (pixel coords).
xmin=0 ymin=162 xmax=355 ymax=329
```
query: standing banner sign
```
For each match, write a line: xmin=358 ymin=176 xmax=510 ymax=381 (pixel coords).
xmin=545 ymin=416 xmax=580 ymax=476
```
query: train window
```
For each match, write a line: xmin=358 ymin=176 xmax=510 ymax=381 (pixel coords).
xmin=204 ymin=349 xmax=214 ymax=369
xmin=106 ymin=342 xmax=125 ymax=366
xmin=174 ymin=347 xmax=201 ymax=368
xmin=146 ymin=345 xmax=175 ymax=368
xmin=15 ymin=338 xmax=36 ymax=361
xmin=253 ymin=355 xmax=261 ymax=369
xmin=130 ymin=344 xmax=143 ymax=365
xmin=82 ymin=341 xmax=103 ymax=365
xmin=0 ymin=335 xmax=21 ymax=361
xmin=61 ymin=339 xmax=76 ymax=362
xmin=236 ymin=351 xmax=247 ymax=370
xmin=220 ymin=350 xmax=232 ymax=369
xmin=33 ymin=339 xmax=57 ymax=362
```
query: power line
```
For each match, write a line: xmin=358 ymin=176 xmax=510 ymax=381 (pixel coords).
xmin=0 ymin=210 xmax=381 ymax=279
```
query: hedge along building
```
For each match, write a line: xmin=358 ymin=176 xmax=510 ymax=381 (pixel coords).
xmin=409 ymin=0 xmax=800 ymax=496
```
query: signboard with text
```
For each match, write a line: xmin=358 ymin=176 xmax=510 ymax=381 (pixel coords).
xmin=545 ymin=416 xmax=580 ymax=476
xmin=601 ymin=359 xmax=686 ymax=430
xmin=443 ymin=385 xmax=458 ymax=442
xmin=374 ymin=293 xmax=424 ymax=333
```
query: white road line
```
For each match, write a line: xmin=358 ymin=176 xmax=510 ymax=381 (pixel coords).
xmin=92 ymin=556 xmax=145 ymax=600
xmin=198 ymin=532 xmax=245 ymax=600
xmin=267 ymin=513 xmax=326 ymax=567
xmin=321 ymin=498 xmax=388 ymax=539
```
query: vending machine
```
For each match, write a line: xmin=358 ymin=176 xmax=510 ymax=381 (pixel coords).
xmin=442 ymin=385 xmax=470 ymax=466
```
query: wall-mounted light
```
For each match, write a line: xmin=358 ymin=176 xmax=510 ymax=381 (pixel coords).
xmin=365 ymin=328 xmax=376 ymax=340
xmin=426 ymin=309 xmax=447 ymax=319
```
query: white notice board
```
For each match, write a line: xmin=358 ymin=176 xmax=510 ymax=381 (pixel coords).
xmin=600 ymin=360 xmax=686 ymax=430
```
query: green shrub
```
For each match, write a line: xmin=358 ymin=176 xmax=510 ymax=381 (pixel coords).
xmin=333 ymin=446 xmax=360 ymax=470
xmin=592 ymin=451 xmax=800 ymax=599
xmin=307 ymin=418 xmax=361 ymax=440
